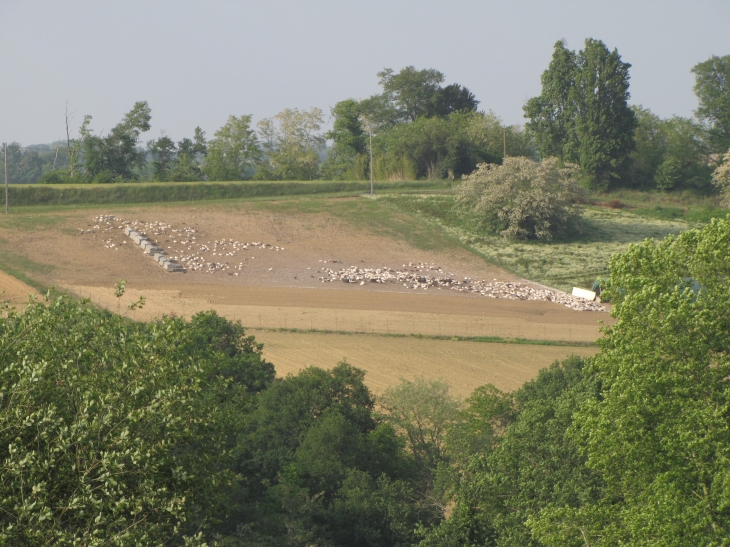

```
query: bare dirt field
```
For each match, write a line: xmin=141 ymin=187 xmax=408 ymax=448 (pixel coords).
xmin=0 ymin=197 xmax=611 ymax=391
xmin=3 ymin=199 xmax=514 ymax=291
xmin=251 ymin=330 xmax=598 ymax=397
xmin=0 ymin=269 xmax=39 ymax=307
xmin=72 ymin=284 xmax=605 ymax=342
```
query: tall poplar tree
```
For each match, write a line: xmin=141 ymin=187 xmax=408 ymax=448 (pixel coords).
xmin=692 ymin=55 xmax=730 ymax=152
xmin=572 ymin=39 xmax=637 ymax=187
xmin=524 ymin=41 xmax=577 ymax=160
xmin=524 ymin=39 xmax=636 ymax=188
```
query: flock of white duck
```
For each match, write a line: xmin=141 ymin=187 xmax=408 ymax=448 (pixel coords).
xmin=88 ymin=215 xmax=282 ymax=274
xmin=316 ymin=262 xmax=606 ymax=312
xmin=84 ymin=215 xmax=605 ymax=311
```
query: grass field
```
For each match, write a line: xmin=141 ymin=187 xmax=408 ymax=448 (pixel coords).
xmin=378 ymin=194 xmax=714 ymax=291
xmin=252 ymin=330 xmax=598 ymax=396
xmin=590 ymin=188 xmax=726 ymax=222
xmin=6 ymin=179 xmax=448 ymax=207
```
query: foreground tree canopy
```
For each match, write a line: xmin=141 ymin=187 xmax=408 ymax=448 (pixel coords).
xmin=0 ymin=297 xmax=436 ymax=545
xmin=422 ymin=215 xmax=730 ymax=547
xmin=0 ymin=299 xmax=274 ymax=545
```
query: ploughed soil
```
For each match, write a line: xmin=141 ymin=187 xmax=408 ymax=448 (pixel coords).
xmin=2 ymin=200 xmax=612 ymax=343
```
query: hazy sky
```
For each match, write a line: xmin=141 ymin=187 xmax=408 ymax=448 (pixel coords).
xmin=2 ymin=1 xmax=729 ymax=145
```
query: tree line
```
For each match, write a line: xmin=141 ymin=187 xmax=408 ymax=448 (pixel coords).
xmin=2 ymin=214 xmax=729 ymax=545
xmin=3 ymin=40 xmax=729 ymax=193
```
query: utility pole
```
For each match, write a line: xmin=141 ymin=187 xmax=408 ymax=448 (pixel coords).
xmin=361 ymin=114 xmax=374 ymax=195
xmin=369 ymin=128 xmax=373 ymax=195
xmin=65 ymin=102 xmax=75 ymax=177
xmin=503 ymin=126 xmax=507 ymax=158
xmin=4 ymin=143 xmax=8 ymax=214
xmin=52 ymin=143 xmax=60 ymax=171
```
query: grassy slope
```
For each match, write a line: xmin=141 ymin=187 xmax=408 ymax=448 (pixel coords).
xmin=378 ymin=193 xmax=724 ymax=292
xmin=591 ymin=189 xmax=726 ymax=222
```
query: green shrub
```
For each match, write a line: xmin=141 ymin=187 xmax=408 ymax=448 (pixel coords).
xmin=37 ymin=171 xmax=67 ymax=184
xmin=455 ymin=157 xmax=586 ymax=241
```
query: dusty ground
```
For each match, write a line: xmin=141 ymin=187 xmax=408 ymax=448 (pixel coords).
xmin=73 ymin=284 xmax=605 ymax=342
xmin=0 ymin=269 xmax=39 ymax=307
xmin=0 ymin=199 xmax=611 ymax=391
xmin=253 ymin=330 xmax=598 ymax=397
xmin=3 ymin=201 xmax=613 ymax=340
xmin=14 ymin=202 xmax=512 ymax=290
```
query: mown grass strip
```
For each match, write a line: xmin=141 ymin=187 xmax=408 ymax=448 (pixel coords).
xmin=246 ymin=326 xmax=599 ymax=347
xmin=7 ymin=180 xmax=449 ymax=207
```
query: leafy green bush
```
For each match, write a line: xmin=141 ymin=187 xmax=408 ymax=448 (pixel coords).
xmin=0 ymin=295 xmax=273 ymax=545
xmin=37 ymin=171 xmax=68 ymax=184
xmin=455 ymin=157 xmax=586 ymax=241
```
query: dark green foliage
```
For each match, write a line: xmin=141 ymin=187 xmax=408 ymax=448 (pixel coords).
xmin=628 ymin=106 xmax=712 ymax=191
xmin=429 ymin=84 xmax=479 ymax=118
xmin=234 ymin=364 xmax=434 ymax=546
xmin=147 ymin=135 xmax=177 ymax=180
xmin=375 ymin=66 xmax=446 ymax=124
xmin=326 ymin=100 xmax=367 ymax=156
xmin=147 ymin=130 xmax=206 ymax=182
xmin=0 ymin=296 xmax=273 ymax=545
xmin=524 ymin=41 xmax=577 ymax=160
xmin=77 ymin=101 xmax=152 ymax=182
xmin=373 ymin=113 xmax=499 ymax=180
xmin=572 ymin=39 xmax=637 ymax=188
xmin=525 ymin=39 xmax=637 ymax=189
xmin=37 ymin=170 xmax=67 ymax=184
xmin=352 ymin=66 xmax=490 ymax=180
xmin=322 ymin=100 xmax=368 ymax=180
xmin=421 ymin=356 xmax=603 ymax=547
xmin=3 ymin=142 xmax=68 ymax=185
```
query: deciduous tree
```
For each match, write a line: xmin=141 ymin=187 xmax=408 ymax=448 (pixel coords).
xmin=257 ymin=107 xmax=324 ymax=180
xmin=76 ymin=101 xmax=152 ymax=182
xmin=535 ymin=217 xmax=730 ymax=546
xmin=0 ymin=296 xmax=273 ymax=545
xmin=524 ymin=40 xmax=577 ymax=160
xmin=203 ymin=115 xmax=261 ymax=181
xmin=692 ymin=55 xmax=730 ymax=152
xmin=525 ymin=39 xmax=636 ymax=189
